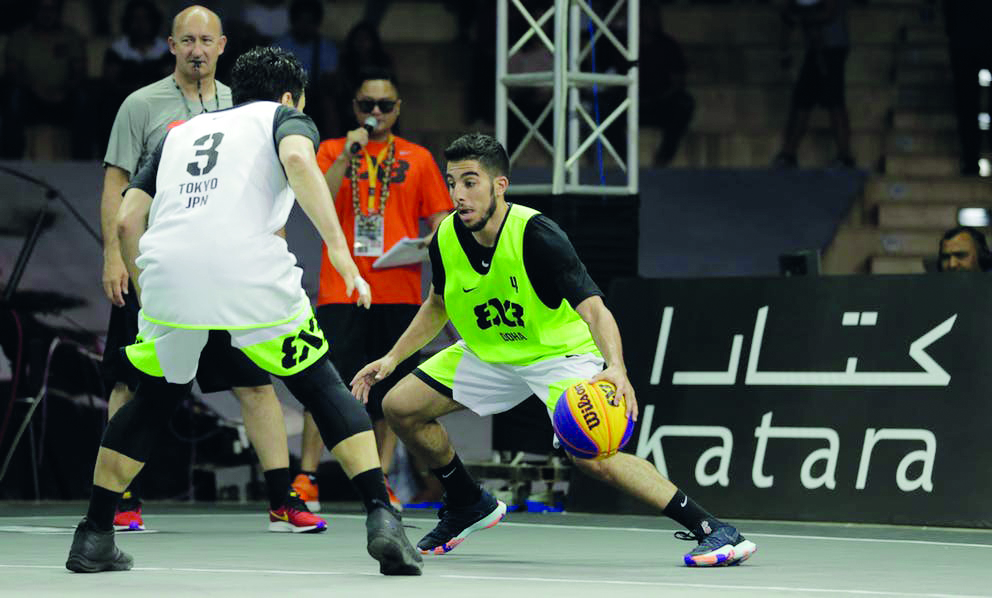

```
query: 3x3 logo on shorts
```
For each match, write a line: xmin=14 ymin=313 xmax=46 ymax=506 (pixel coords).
xmin=280 ymin=317 xmax=324 ymax=369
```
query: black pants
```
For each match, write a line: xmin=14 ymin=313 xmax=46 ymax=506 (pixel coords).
xmin=316 ymin=303 xmax=420 ymax=421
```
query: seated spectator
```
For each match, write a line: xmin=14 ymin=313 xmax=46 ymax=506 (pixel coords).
xmin=506 ymin=34 xmax=553 ymax=156
xmin=4 ymin=0 xmax=85 ymax=159
xmin=578 ymin=2 xmax=695 ymax=168
xmin=463 ymin=0 xmax=495 ymax=127
xmin=638 ymin=7 xmax=695 ymax=166
xmin=274 ymin=0 xmax=339 ymax=136
xmin=241 ymin=0 xmax=289 ymax=45
xmin=937 ymin=226 xmax=991 ymax=272
xmin=98 ymin=0 xmax=172 ymax=148
xmin=105 ymin=0 xmax=172 ymax=91
xmin=334 ymin=22 xmax=394 ymax=136
xmin=772 ymin=0 xmax=854 ymax=170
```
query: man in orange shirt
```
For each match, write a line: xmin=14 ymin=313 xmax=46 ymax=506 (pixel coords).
xmin=292 ymin=68 xmax=452 ymax=510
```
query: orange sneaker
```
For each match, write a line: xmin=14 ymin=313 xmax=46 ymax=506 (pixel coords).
xmin=291 ymin=473 xmax=320 ymax=512
xmin=113 ymin=506 xmax=144 ymax=532
xmin=269 ymin=491 xmax=327 ymax=533
xmin=385 ymin=476 xmax=403 ymax=512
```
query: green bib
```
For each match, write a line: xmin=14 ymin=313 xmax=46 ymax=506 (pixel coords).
xmin=437 ymin=204 xmax=598 ymax=365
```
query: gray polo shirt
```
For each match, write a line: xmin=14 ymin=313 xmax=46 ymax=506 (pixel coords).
xmin=103 ymin=74 xmax=233 ymax=176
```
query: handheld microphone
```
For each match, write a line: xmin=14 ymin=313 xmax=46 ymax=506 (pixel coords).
xmin=349 ymin=117 xmax=378 ymax=155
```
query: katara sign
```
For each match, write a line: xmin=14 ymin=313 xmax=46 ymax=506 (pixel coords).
xmin=650 ymin=306 xmax=955 ymax=387
xmin=603 ymin=275 xmax=992 ymax=527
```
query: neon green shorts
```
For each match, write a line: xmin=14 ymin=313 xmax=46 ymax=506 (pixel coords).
xmin=126 ymin=306 xmax=327 ymax=383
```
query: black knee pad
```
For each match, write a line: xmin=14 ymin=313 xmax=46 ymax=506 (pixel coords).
xmin=280 ymin=358 xmax=373 ymax=450
xmin=101 ymin=375 xmax=191 ymax=463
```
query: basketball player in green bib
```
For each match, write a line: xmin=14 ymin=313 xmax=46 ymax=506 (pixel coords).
xmin=352 ymin=133 xmax=757 ymax=566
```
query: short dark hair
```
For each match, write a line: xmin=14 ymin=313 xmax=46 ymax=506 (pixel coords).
xmin=444 ymin=133 xmax=510 ymax=178
xmin=938 ymin=225 xmax=992 ymax=271
xmin=352 ymin=66 xmax=400 ymax=97
xmin=231 ymin=46 xmax=308 ymax=106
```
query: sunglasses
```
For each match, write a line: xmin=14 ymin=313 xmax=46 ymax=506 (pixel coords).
xmin=354 ymin=98 xmax=397 ymax=113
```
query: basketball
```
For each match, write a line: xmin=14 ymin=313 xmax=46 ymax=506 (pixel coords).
xmin=552 ymin=380 xmax=634 ymax=460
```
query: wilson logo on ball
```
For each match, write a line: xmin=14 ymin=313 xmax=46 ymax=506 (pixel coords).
xmin=553 ymin=380 xmax=634 ymax=460
xmin=573 ymin=383 xmax=601 ymax=430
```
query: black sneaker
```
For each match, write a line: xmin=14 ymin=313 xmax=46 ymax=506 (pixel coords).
xmin=675 ymin=521 xmax=757 ymax=567
xmin=366 ymin=500 xmax=423 ymax=576
xmin=417 ymin=489 xmax=507 ymax=555
xmin=65 ymin=518 xmax=133 ymax=573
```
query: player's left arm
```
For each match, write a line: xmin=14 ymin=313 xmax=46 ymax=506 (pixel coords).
xmin=528 ymin=215 xmax=638 ymax=420
xmin=575 ymin=296 xmax=638 ymax=422
xmin=116 ymin=188 xmax=152 ymax=302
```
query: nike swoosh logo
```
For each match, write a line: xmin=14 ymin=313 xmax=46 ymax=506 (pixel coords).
xmin=272 ymin=511 xmax=289 ymax=521
xmin=481 ymin=261 xmax=490 ymax=267
xmin=462 ymin=287 xmax=476 ymax=293
xmin=680 ymin=496 xmax=687 ymax=508
xmin=441 ymin=470 xmax=455 ymax=478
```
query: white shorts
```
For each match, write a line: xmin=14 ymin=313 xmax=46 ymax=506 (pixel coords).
xmin=414 ymin=340 xmax=605 ymax=417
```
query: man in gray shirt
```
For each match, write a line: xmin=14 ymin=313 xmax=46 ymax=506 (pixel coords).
xmin=98 ymin=4 xmax=325 ymax=534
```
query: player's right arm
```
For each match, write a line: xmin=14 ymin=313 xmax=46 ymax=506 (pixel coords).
xmin=116 ymin=187 xmax=152 ymax=301
xmin=280 ymin=133 xmax=370 ymax=308
xmin=351 ymin=284 xmax=449 ymax=403
xmin=100 ymin=165 xmax=131 ymax=306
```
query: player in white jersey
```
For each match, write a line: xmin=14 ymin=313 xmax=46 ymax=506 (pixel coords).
xmin=66 ymin=47 xmax=422 ymax=576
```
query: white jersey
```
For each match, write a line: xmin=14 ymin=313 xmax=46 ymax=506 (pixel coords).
xmin=132 ymin=101 xmax=319 ymax=329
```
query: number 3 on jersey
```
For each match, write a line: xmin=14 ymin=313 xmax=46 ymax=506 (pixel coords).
xmin=187 ymin=132 xmax=224 ymax=176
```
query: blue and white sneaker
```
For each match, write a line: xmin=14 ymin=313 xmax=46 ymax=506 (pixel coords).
xmin=676 ymin=521 xmax=757 ymax=567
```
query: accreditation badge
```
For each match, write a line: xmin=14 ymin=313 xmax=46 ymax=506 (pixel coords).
xmin=354 ymin=212 xmax=385 ymax=257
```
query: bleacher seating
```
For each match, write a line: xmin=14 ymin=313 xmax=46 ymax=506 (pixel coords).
xmin=11 ymin=0 xmax=990 ymax=276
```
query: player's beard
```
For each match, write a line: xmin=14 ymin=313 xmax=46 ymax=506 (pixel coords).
xmin=465 ymin=186 xmax=498 ymax=232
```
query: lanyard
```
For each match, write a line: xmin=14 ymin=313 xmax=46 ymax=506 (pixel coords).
xmin=362 ymin=135 xmax=394 ymax=212
xmin=172 ymin=76 xmax=219 ymax=119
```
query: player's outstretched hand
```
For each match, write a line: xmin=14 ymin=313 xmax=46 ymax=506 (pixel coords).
xmin=351 ymin=355 xmax=399 ymax=404
xmin=102 ymin=253 xmax=129 ymax=307
xmin=592 ymin=366 xmax=638 ymax=422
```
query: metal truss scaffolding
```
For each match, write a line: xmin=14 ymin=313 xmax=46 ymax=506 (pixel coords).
xmin=496 ymin=0 xmax=639 ymax=196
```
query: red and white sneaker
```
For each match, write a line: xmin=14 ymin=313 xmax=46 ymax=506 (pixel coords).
xmin=291 ymin=473 xmax=320 ymax=512
xmin=385 ymin=476 xmax=403 ymax=512
xmin=113 ymin=506 xmax=144 ymax=532
xmin=268 ymin=491 xmax=327 ymax=533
